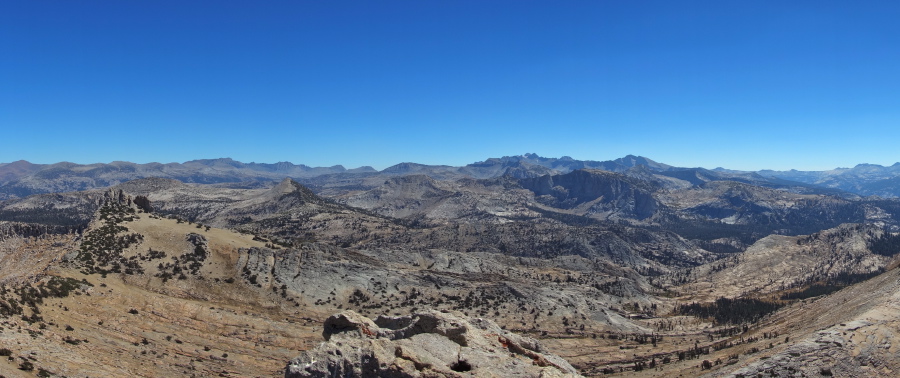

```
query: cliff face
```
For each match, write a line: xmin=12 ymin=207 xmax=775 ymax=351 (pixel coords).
xmin=520 ymin=169 xmax=659 ymax=219
xmin=285 ymin=310 xmax=581 ymax=377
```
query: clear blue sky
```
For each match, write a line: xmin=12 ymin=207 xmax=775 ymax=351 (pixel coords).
xmin=3 ymin=1 xmax=900 ymax=171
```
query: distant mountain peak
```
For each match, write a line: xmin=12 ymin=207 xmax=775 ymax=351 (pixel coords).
xmin=381 ymin=162 xmax=452 ymax=174
xmin=381 ymin=162 xmax=426 ymax=174
xmin=189 ymin=157 xmax=236 ymax=164
xmin=613 ymin=155 xmax=670 ymax=170
xmin=7 ymin=160 xmax=37 ymax=166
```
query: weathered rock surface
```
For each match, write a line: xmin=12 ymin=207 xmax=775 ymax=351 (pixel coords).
xmin=285 ymin=310 xmax=581 ymax=377
xmin=711 ymin=266 xmax=900 ymax=377
xmin=237 ymin=243 xmax=652 ymax=334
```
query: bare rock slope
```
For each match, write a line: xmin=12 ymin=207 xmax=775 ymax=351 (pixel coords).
xmin=710 ymin=264 xmax=900 ymax=377
xmin=286 ymin=310 xmax=581 ymax=377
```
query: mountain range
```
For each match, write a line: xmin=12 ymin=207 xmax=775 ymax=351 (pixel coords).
xmin=2 ymin=153 xmax=900 ymax=376
xmin=3 ymin=153 xmax=899 ymax=200
xmin=758 ymin=163 xmax=900 ymax=197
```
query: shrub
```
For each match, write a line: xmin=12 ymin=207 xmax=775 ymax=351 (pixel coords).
xmin=19 ymin=360 xmax=34 ymax=371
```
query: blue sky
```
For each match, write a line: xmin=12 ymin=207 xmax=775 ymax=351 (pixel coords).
xmin=3 ymin=1 xmax=900 ymax=171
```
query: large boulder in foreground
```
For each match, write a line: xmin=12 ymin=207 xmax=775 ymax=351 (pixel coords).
xmin=285 ymin=310 xmax=581 ymax=377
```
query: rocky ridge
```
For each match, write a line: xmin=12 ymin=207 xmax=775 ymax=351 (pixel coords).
xmin=285 ymin=310 xmax=580 ymax=377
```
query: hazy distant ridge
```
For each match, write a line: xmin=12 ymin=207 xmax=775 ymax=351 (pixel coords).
xmin=3 ymin=154 xmax=900 ymax=199
xmin=760 ymin=162 xmax=900 ymax=198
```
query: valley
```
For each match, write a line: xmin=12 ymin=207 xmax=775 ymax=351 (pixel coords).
xmin=1 ymin=154 xmax=900 ymax=377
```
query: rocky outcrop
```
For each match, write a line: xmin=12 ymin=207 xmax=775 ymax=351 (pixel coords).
xmin=723 ymin=321 xmax=893 ymax=377
xmin=285 ymin=310 xmax=581 ymax=377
